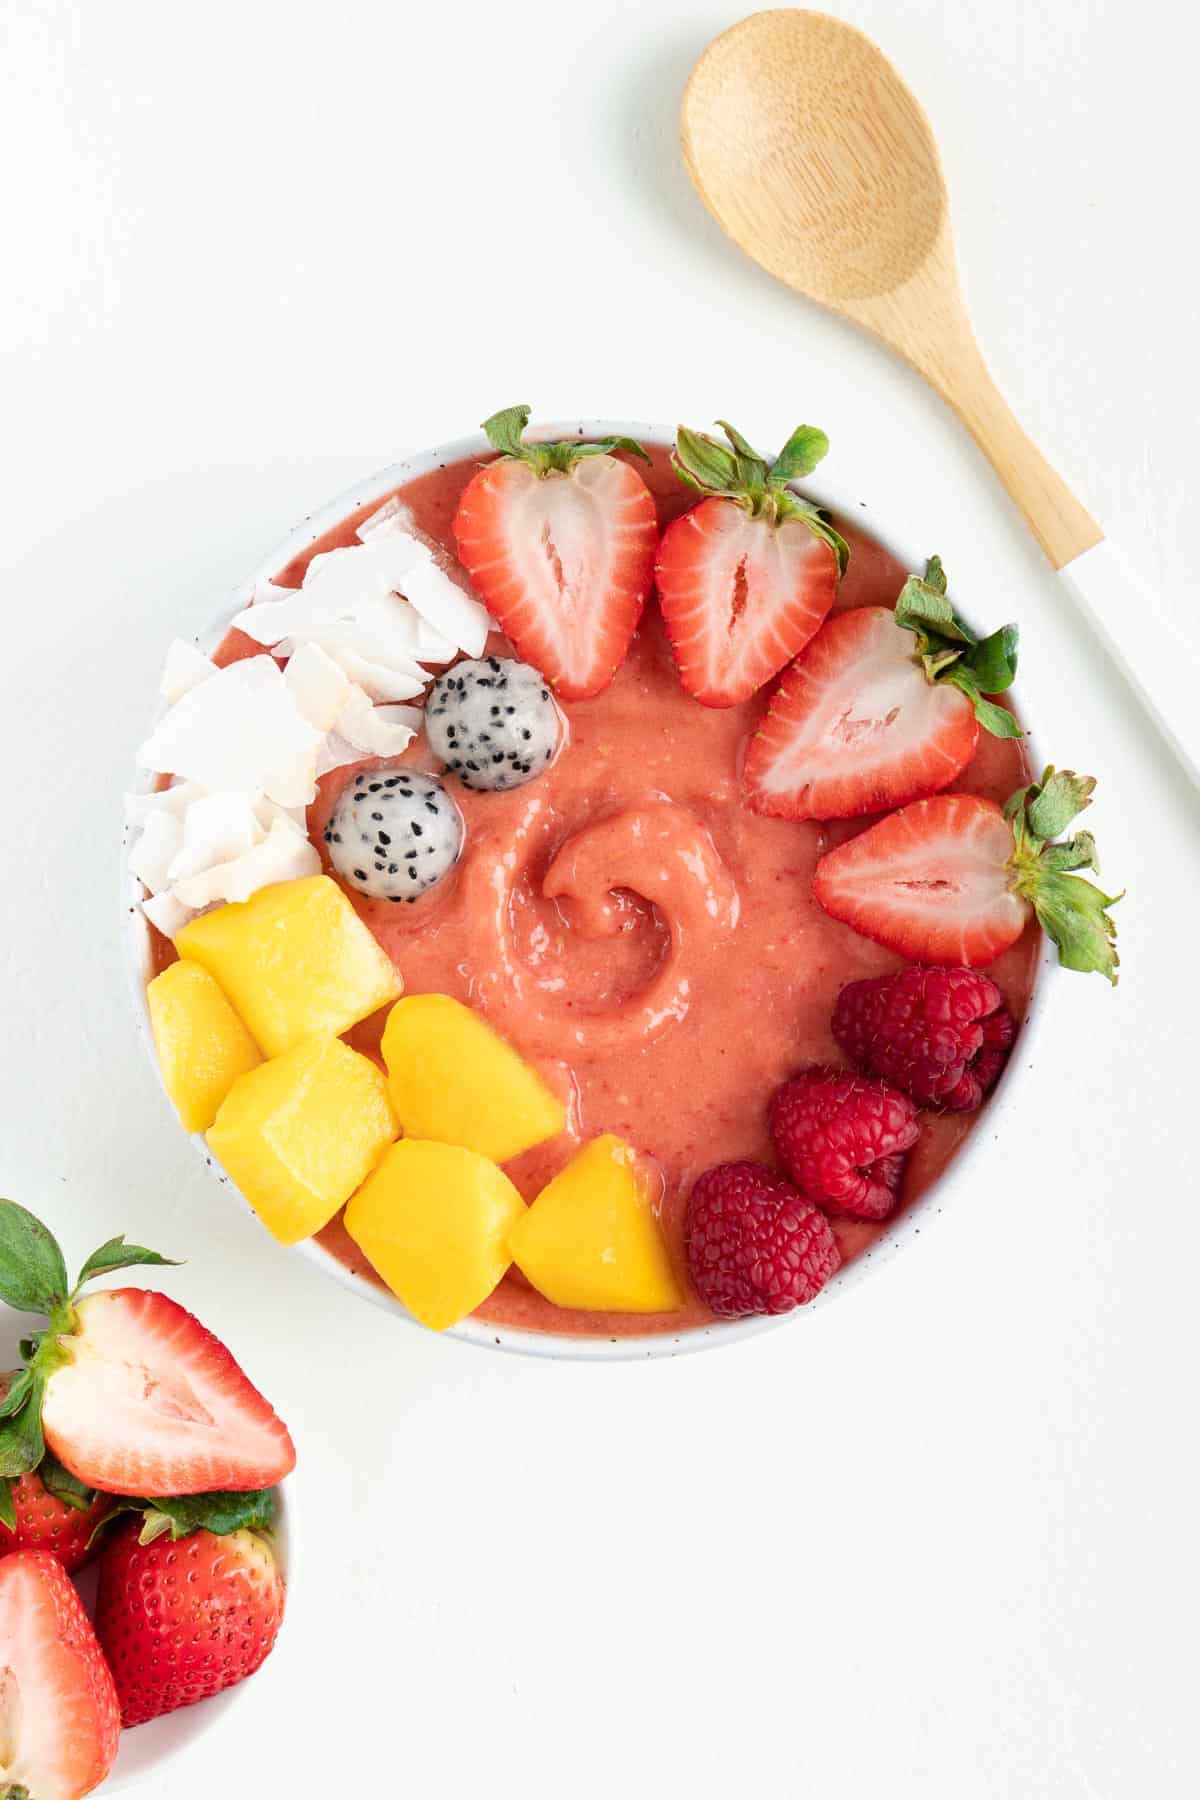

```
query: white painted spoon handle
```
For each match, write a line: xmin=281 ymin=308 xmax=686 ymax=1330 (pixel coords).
xmin=1059 ymin=539 xmax=1200 ymax=783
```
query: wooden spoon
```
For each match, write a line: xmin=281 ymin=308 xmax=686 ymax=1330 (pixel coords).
xmin=682 ymin=9 xmax=1198 ymax=778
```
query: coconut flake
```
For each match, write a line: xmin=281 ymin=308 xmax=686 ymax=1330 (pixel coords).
xmin=160 ymin=640 xmax=218 ymax=705
xmin=128 ymin=808 xmax=184 ymax=893
xmin=284 ymin=641 xmax=354 ymax=732
xmin=124 ymin=780 xmax=207 ymax=827
xmin=166 ymin=792 xmax=264 ymax=884
xmin=395 ymin=541 xmax=493 ymax=659
xmin=137 ymin=656 xmax=322 ymax=808
xmin=335 ymin=688 xmax=421 ymax=757
xmin=142 ymin=890 xmax=197 ymax=940
xmin=172 ymin=816 xmax=320 ymax=910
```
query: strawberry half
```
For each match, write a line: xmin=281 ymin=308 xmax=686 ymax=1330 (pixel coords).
xmin=0 ymin=1551 xmax=120 ymax=1799
xmin=0 ymin=1204 xmax=296 ymax=1499
xmin=813 ymin=766 xmax=1122 ymax=979
xmin=452 ymin=404 xmax=657 ymax=700
xmin=654 ymin=418 xmax=846 ymax=706
xmin=745 ymin=558 xmax=1022 ymax=819
xmin=94 ymin=1493 xmax=286 ymax=1726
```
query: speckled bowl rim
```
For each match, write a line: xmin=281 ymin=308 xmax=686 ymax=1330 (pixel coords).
xmin=122 ymin=420 xmax=1056 ymax=1362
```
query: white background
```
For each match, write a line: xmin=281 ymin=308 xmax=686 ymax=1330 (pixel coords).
xmin=2 ymin=1 xmax=1198 ymax=1795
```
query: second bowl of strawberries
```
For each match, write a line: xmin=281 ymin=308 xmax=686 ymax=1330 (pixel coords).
xmin=0 ymin=1200 xmax=294 ymax=1800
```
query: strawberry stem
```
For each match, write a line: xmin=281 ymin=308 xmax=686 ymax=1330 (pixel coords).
xmin=480 ymin=404 xmax=650 ymax=476
xmin=893 ymin=557 xmax=1022 ymax=739
xmin=671 ymin=417 xmax=849 ymax=570
xmin=1004 ymin=767 xmax=1122 ymax=982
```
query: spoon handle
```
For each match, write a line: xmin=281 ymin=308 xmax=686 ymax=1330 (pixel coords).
xmin=943 ymin=356 xmax=1103 ymax=568
xmin=1058 ymin=540 xmax=1200 ymax=784
xmin=930 ymin=353 xmax=1199 ymax=780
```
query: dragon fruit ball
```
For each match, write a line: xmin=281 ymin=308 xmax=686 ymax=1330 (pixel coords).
xmin=425 ymin=657 xmax=562 ymax=791
xmin=324 ymin=770 xmax=463 ymax=902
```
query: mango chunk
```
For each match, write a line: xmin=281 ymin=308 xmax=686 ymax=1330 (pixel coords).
xmin=147 ymin=960 xmax=263 ymax=1132
xmin=381 ymin=994 xmax=565 ymax=1163
xmin=176 ymin=875 xmax=402 ymax=1057
xmin=509 ymin=1135 xmax=684 ymax=1314
xmin=345 ymin=1139 xmax=527 ymax=1331
xmin=208 ymin=1037 xmax=397 ymax=1245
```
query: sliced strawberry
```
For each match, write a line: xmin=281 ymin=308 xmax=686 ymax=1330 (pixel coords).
xmin=654 ymin=418 xmax=845 ymax=706
xmin=452 ymin=405 xmax=657 ymax=701
xmin=744 ymin=607 xmax=978 ymax=818
xmin=745 ymin=557 xmax=1022 ymax=820
xmin=813 ymin=768 xmax=1121 ymax=980
xmin=41 ymin=1289 xmax=296 ymax=1497
xmin=0 ymin=1551 xmax=120 ymax=1799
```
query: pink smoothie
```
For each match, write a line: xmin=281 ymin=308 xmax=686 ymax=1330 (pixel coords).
xmin=204 ymin=449 xmax=1039 ymax=1338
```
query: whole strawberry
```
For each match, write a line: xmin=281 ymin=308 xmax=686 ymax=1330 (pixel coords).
xmin=0 ymin=1467 xmax=112 ymax=1574
xmin=685 ymin=1161 xmax=841 ymax=1318
xmin=833 ymin=965 xmax=1016 ymax=1110
xmin=768 ymin=1068 xmax=919 ymax=1221
xmin=95 ymin=1498 xmax=286 ymax=1726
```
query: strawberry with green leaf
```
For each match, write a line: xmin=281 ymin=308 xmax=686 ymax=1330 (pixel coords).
xmin=0 ymin=1201 xmax=296 ymax=1503
xmin=654 ymin=418 xmax=847 ymax=706
xmin=452 ymin=405 xmax=658 ymax=700
xmin=813 ymin=765 xmax=1122 ymax=979
xmin=95 ymin=1488 xmax=286 ymax=1726
xmin=744 ymin=556 xmax=1021 ymax=820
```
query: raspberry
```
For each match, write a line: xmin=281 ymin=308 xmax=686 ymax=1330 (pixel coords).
xmin=768 ymin=1068 xmax=919 ymax=1221
xmin=832 ymin=965 xmax=1016 ymax=1111
xmin=685 ymin=1161 xmax=841 ymax=1318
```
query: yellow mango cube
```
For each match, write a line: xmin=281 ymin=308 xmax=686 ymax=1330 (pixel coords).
xmin=509 ymin=1135 xmax=684 ymax=1314
xmin=146 ymin=960 xmax=263 ymax=1132
xmin=344 ymin=1139 xmax=527 ymax=1331
xmin=381 ymin=993 xmax=565 ymax=1163
xmin=208 ymin=1037 xmax=397 ymax=1245
xmin=176 ymin=875 xmax=402 ymax=1057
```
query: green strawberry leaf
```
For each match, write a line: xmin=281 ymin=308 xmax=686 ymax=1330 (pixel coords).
xmin=894 ymin=558 xmax=1022 ymax=738
xmin=0 ymin=1369 xmax=33 ymax=1420
xmin=0 ymin=1201 xmax=69 ymax=1318
xmin=88 ymin=1486 xmax=279 ymax=1549
xmin=0 ymin=1372 xmax=45 ymax=1479
xmin=480 ymin=403 xmax=531 ymax=459
xmin=0 ymin=1475 xmax=15 ymax=1533
xmin=768 ymin=424 xmax=830 ymax=484
xmin=74 ymin=1235 xmax=179 ymax=1297
xmin=481 ymin=405 xmax=650 ymax=474
xmin=1006 ymin=768 xmax=1120 ymax=982
xmin=38 ymin=1450 xmax=95 ymax=1514
xmin=17 ymin=1335 xmax=40 ymax=1364
xmin=967 ymin=623 xmax=1019 ymax=694
xmin=942 ymin=672 xmax=1023 ymax=739
xmin=672 ymin=425 xmax=741 ymax=497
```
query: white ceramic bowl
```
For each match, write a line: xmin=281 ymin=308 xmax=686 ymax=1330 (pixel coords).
xmin=0 ymin=1315 xmax=293 ymax=1791
xmin=123 ymin=421 xmax=1055 ymax=1362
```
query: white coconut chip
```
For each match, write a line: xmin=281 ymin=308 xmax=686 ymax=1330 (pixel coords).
xmin=124 ymin=779 xmax=207 ymax=827
xmin=142 ymin=890 xmax=198 ymax=940
xmin=160 ymin=640 xmax=218 ymax=705
xmin=172 ymin=816 xmax=321 ymax=910
xmin=284 ymin=641 xmax=353 ymax=732
xmin=393 ymin=541 xmax=493 ymax=660
xmin=128 ymin=808 xmax=184 ymax=893
xmin=137 ymin=655 xmax=323 ymax=808
xmin=166 ymin=792 xmax=264 ymax=884
xmin=334 ymin=688 xmax=422 ymax=757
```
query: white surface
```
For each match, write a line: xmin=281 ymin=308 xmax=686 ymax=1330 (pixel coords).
xmin=0 ymin=1 xmax=1197 ymax=1795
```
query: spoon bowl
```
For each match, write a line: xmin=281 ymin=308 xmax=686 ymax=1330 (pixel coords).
xmin=682 ymin=9 xmax=1200 ymax=783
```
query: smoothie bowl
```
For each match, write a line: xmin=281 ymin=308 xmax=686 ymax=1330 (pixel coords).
xmin=124 ymin=412 xmax=1119 ymax=1359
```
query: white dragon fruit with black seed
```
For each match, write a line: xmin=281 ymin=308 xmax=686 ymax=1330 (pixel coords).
xmin=425 ymin=657 xmax=562 ymax=791
xmin=324 ymin=770 xmax=463 ymax=902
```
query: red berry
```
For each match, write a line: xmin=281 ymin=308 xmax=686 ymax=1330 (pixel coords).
xmin=768 ymin=1069 xmax=919 ymax=1221
xmin=832 ymin=965 xmax=1016 ymax=1111
xmin=685 ymin=1161 xmax=841 ymax=1318
xmin=0 ymin=1470 xmax=112 ymax=1574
